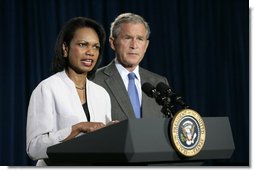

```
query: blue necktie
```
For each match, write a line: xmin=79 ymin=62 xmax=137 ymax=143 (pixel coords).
xmin=128 ymin=73 xmax=141 ymax=118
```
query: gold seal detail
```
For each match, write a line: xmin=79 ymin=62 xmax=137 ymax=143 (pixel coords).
xmin=170 ymin=109 xmax=206 ymax=157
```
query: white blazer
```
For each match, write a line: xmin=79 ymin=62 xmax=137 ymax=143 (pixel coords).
xmin=26 ymin=70 xmax=111 ymax=165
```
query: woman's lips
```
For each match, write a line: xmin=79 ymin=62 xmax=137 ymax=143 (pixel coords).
xmin=81 ymin=59 xmax=93 ymax=67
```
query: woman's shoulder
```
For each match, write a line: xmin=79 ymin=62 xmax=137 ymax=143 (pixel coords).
xmin=34 ymin=72 xmax=64 ymax=91
xmin=40 ymin=73 xmax=60 ymax=85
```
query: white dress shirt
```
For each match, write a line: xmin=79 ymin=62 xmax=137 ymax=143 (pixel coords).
xmin=26 ymin=70 xmax=111 ymax=165
xmin=115 ymin=58 xmax=142 ymax=105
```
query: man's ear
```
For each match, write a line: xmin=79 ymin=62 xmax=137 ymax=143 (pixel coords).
xmin=62 ymin=43 xmax=68 ymax=57
xmin=109 ymin=37 xmax=116 ymax=51
xmin=144 ymin=39 xmax=149 ymax=52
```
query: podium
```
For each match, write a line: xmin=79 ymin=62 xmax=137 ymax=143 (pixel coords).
xmin=46 ymin=117 xmax=235 ymax=165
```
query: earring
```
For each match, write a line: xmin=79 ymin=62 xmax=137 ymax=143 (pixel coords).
xmin=64 ymin=51 xmax=67 ymax=57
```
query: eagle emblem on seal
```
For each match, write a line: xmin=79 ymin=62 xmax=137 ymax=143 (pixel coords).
xmin=180 ymin=121 xmax=197 ymax=146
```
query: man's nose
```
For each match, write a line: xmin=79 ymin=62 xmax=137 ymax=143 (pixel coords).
xmin=130 ymin=39 xmax=138 ymax=49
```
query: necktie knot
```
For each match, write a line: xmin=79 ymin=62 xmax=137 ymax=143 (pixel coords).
xmin=128 ymin=72 xmax=136 ymax=80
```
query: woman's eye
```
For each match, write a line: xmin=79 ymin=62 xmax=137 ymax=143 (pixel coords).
xmin=93 ymin=45 xmax=100 ymax=50
xmin=78 ymin=43 xmax=87 ymax=47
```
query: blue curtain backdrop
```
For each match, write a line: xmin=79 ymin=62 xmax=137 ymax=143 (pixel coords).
xmin=0 ymin=0 xmax=248 ymax=166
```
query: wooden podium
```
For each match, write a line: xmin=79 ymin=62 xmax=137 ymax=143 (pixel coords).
xmin=46 ymin=117 xmax=235 ymax=165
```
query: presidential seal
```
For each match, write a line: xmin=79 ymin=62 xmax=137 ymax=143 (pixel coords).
xmin=170 ymin=109 xmax=206 ymax=157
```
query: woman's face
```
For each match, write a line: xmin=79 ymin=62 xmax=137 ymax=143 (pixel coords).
xmin=63 ymin=27 xmax=100 ymax=74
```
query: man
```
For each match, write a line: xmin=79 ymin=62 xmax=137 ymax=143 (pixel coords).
xmin=93 ymin=13 xmax=169 ymax=121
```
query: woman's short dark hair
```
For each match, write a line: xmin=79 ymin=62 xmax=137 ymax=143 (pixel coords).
xmin=51 ymin=17 xmax=106 ymax=78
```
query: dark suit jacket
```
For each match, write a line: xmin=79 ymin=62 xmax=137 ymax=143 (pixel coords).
xmin=92 ymin=60 xmax=169 ymax=121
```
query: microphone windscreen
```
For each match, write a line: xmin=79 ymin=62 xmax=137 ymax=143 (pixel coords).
xmin=156 ymin=82 xmax=170 ymax=94
xmin=142 ymin=82 xmax=155 ymax=97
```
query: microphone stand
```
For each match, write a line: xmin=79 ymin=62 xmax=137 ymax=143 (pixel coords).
xmin=155 ymin=95 xmax=175 ymax=118
xmin=161 ymin=105 xmax=174 ymax=118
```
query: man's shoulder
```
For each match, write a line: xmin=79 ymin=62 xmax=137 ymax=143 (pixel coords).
xmin=140 ymin=67 xmax=166 ymax=79
xmin=93 ymin=61 xmax=116 ymax=79
xmin=139 ymin=67 xmax=169 ymax=85
xmin=96 ymin=65 xmax=109 ymax=74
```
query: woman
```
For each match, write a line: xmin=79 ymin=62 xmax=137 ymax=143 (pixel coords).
xmin=26 ymin=17 xmax=113 ymax=166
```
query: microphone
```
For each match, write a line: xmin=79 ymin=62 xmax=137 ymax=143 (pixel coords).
xmin=141 ymin=82 xmax=160 ymax=99
xmin=142 ymin=82 xmax=170 ymax=106
xmin=156 ymin=82 xmax=189 ymax=109
xmin=142 ymin=82 xmax=169 ymax=106
xmin=142 ymin=82 xmax=173 ymax=117
xmin=156 ymin=82 xmax=174 ymax=97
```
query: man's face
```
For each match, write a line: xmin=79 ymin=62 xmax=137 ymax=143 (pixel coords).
xmin=110 ymin=23 xmax=149 ymax=71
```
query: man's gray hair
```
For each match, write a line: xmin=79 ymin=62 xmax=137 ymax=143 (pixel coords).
xmin=110 ymin=13 xmax=151 ymax=39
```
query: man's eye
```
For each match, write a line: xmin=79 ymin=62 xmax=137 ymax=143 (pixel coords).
xmin=124 ymin=37 xmax=131 ymax=39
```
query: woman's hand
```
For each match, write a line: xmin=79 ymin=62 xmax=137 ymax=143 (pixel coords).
xmin=106 ymin=120 xmax=120 ymax=126
xmin=76 ymin=122 xmax=106 ymax=133
xmin=64 ymin=122 xmax=105 ymax=141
